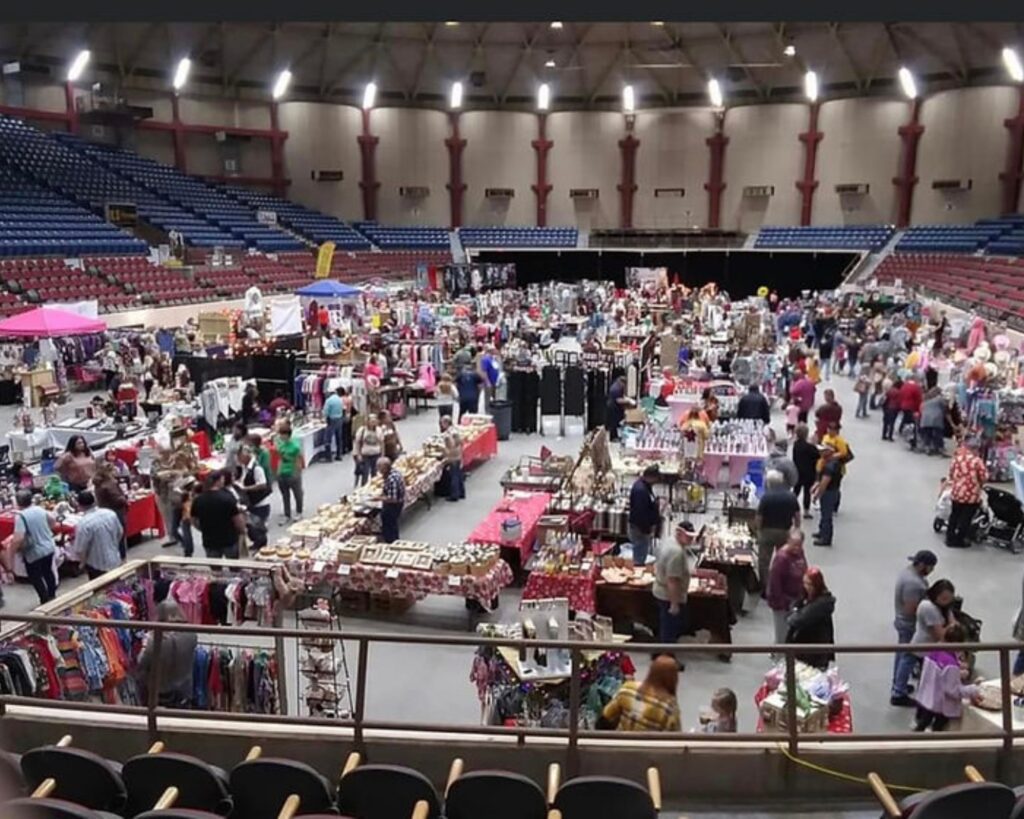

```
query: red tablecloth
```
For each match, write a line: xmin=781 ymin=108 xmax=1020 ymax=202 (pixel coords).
xmin=467 ymin=492 xmax=552 ymax=561
xmin=522 ymin=563 xmax=598 ymax=613
xmin=0 ymin=494 xmax=163 ymax=542
xmin=461 ymin=422 xmax=498 ymax=468
xmin=191 ymin=430 xmax=212 ymax=459
xmin=753 ymin=683 xmax=852 ymax=734
xmin=108 ymin=445 xmax=139 ymax=468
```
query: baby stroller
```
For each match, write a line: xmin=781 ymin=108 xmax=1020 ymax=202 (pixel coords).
xmin=931 ymin=480 xmax=989 ymax=544
xmin=974 ymin=486 xmax=1024 ymax=554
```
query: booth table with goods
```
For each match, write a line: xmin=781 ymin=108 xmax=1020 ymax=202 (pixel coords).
xmin=754 ymin=662 xmax=853 ymax=735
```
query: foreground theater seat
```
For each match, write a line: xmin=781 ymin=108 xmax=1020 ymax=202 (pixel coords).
xmin=123 ymin=742 xmax=232 ymax=816
xmin=550 ymin=766 xmax=660 ymax=819
xmin=229 ymin=746 xmax=339 ymax=819
xmin=869 ymin=772 xmax=1015 ymax=818
xmin=335 ymin=752 xmax=441 ymax=819
xmin=443 ymin=758 xmax=552 ymax=819
xmin=5 ymin=796 xmax=121 ymax=818
xmin=19 ymin=736 xmax=127 ymax=815
xmin=1 ymin=749 xmax=26 ymax=796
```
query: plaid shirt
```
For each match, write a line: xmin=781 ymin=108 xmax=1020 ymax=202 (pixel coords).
xmin=601 ymin=681 xmax=680 ymax=732
xmin=382 ymin=470 xmax=406 ymax=505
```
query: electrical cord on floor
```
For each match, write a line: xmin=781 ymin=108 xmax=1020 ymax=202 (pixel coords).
xmin=776 ymin=742 xmax=927 ymax=794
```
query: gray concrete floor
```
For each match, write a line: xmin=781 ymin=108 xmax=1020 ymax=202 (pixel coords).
xmin=2 ymin=374 xmax=1019 ymax=741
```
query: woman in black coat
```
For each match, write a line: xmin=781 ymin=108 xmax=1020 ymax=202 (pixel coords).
xmin=786 ymin=566 xmax=836 ymax=670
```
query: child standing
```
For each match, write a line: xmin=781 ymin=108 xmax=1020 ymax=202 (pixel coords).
xmin=785 ymin=398 xmax=801 ymax=437
xmin=700 ymin=687 xmax=738 ymax=733
xmin=854 ymin=372 xmax=871 ymax=419
xmin=913 ymin=624 xmax=980 ymax=732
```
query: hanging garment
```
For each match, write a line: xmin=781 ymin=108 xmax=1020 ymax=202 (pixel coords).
xmin=541 ymin=366 xmax=562 ymax=415
xmin=564 ymin=366 xmax=586 ymax=416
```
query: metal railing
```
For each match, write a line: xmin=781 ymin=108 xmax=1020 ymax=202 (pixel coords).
xmin=1 ymin=608 xmax=1021 ymax=775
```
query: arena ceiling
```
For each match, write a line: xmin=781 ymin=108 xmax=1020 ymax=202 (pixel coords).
xmin=3 ymin=21 xmax=1023 ymax=109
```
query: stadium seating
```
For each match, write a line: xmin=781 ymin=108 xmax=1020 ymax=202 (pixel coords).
xmin=0 ymin=258 xmax=136 ymax=313
xmin=85 ymin=256 xmax=210 ymax=306
xmin=874 ymin=252 xmax=1024 ymax=326
xmin=754 ymin=225 xmax=895 ymax=251
xmin=354 ymin=222 xmax=450 ymax=249
xmin=458 ymin=226 xmax=577 ymax=248
xmin=329 ymin=250 xmax=451 ymax=281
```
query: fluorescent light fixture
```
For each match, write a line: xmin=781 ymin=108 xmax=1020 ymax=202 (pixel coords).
xmin=362 ymin=81 xmax=377 ymax=110
xmin=708 ymin=77 xmax=723 ymax=108
xmin=450 ymin=80 xmax=463 ymax=109
xmin=550 ymin=21 xmax=563 ymax=29
xmin=622 ymin=84 xmax=635 ymax=113
xmin=1004 ymin=47 xmax=1024 ymax=82
xmin=67 ymin=49 xmax=90 ymax=82
xmin=783 ymin=44 xmax=796 ymax=57
xmin=172 ymin=57 xmax=191 ymax=91
xmin=651 ymin=21 xmax=665 ymax=27
xmin=545 ymin=59 xmax=556 ymax=68
xmin=272 ymin=69 xmax=292 ymax=100
xmin=444 ymin=21 xmax=459 ymax=27
xmin=898 ymin=66 xmax=918 ymax=99
xmin=537 ymin=82 xmax=550 ymax=111
xmin=804 ymin=69 xmax=819 ymax=102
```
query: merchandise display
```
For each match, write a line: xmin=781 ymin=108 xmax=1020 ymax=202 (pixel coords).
xmin=755 ymin=662 xmax=852 ymax=735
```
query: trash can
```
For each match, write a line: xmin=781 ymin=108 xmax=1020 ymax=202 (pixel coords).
xmin=489 ymin=399 xmax=513 ymax=441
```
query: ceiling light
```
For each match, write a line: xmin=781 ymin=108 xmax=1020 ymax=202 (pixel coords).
xmin=804 ymin=69 xmax=819 ymax=103
xmin=444 ymin=21 xmax=459 ymax=27
xmin=545 ymin=59 xmax=556 ymax=68
xmin=362 ymin=81 xmax=377 ymax=110
xmin=1004 ymin=47 xmax=1024 ymax=83
xmin=898 ymin=66 xmax=918 ymax=100
xmin=783 ymin=44 xmax=796 ymax=57
xmin=172 ymin=57 xmax=191 ymax=91
xmin=450 ymin=81 xmax=463 ymax=109
xmin=623 ymin=84 xmax=635 ymax=113
xmin=537 ymin=82 xmax=550 ymax=111
xmin=550 ymin=21 xmax=563 ymax=30
xmin=272 ymin=69 xmax=292 ymax=100
xmin=708 ymin=77 xmax=723 ymax=108
xmin=67 ymin=49 xmax=90 ymax=82
xmin=651 ymin=22 xmax=665 ymax=27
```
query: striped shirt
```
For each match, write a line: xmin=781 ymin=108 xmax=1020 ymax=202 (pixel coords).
xmin=601 ymin=681 xmax=680 ymax=732
xmin=73 ymin=507 xmax=124 ymax=572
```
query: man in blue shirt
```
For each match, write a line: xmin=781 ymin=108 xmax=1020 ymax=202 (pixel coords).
xmin=322 ymin=386 xmax=345 ymax=461
xmin=455 ymin=366 xmax=483 ymax=421
xmin=479 ymin=346 xmax=500 ymax=411
xmin=11 ymin=488 xmax=58 ymax=604
xmin=628 ymin=466 xmax=662 ymax=567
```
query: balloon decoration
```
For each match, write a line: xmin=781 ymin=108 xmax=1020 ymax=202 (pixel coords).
xmin=756 ymin=286 xmax=769 ymax=298
xmin=994 ymin=334 xmax=1010 ymax=351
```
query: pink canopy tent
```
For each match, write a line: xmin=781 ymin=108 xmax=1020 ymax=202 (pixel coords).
xmin=0 ymin=306 xmax=107 ymax=338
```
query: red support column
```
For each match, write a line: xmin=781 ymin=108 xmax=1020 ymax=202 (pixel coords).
xmin=64 ymin=82 xmax=78 ymax=134
xmin=796 ymin=102 xmax=823 ymax=226
xmin=171 ymin=96 xmax=187 ymax=173
xmin=704 ymin=112 xmax=728 ymax=229
xmin=531 ymin=114 xmax=553 ymax=227
xmin=357 ymin=108 xmax=380 ymax=221
xmin=892 ymin=98 xmax=924 ymax=228
xmin=445 ymin=112 xmax=467 ymax=229
xmin=1000 ymin=86 xmax=1024 ymax=215
xmin=617 ymin=116 xmax=639 ymax=229
xmin=268 ymin=102 xmax=287 ymax=199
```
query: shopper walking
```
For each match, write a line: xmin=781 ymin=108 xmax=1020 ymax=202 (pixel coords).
xmin=235 ymin=446 xmax=272 ymax=523
xmin=813 ymin=388 xmax=842 ymax=440
xmin=190 ymin=469 xmax=245 ymax=559
xmin=72 ymin=490 xmax=125 ymax=580
xmin=628 ymin=466 xmax=662 ymax=567
xmin=736 ymin=384 xmax=770 ymax=425
xmin=439 ymin=416 xmax=465 ymax=502
xmin=756 ymin=470 xmax=800 ymax=588
xmin=6 ymin=488 xmax=58 ymax=604
xmin=811 ymin=444 xmax=842 ymax=546
xmin=353 ymin=414 xmax=383 ymax=487
xmin=945 ymin=438 xmax=987 ymax=548
xmin=652 ymin=524 xmax=690 ymax=645
xmin=791 ymin=423 xmax=818 ymax=519
xmin=789 ymin=371 xmax=816 ymax=424
xmin=274 ymin=423 xmax=305 ymax=522
xmin=322 ymin=386 xmax=346 ymax=461
xmin=436 ymin=373 xmax=457 ymax=419
xmin=919 ymin=386 xmax=946 ymax=456
xmin=891 ymin=550 xmax=938 ymax=706
xmin=456 ymin=364 xmax=484 ymax=420
xmin=898 ymin=375 xmax=924 ymax=449
xmin=378 ymin=457 xmax=406 ymax=544
xmin=767 ymin=528 xmax=807 ymax=648
xmin=818 ymin=333 xmax=833 ymax=382
xmin=785 ymin=567 xmax=836 ymax=670
xmin=882 ymin=377 xmax=903 ymax=441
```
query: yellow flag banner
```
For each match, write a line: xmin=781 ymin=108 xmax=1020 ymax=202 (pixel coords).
xmin=315 ymin=241 xmax=336 ymax=279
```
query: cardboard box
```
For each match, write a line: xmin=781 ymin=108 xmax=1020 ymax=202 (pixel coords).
xmin=625 ymin=408 xmax=647 ymax=425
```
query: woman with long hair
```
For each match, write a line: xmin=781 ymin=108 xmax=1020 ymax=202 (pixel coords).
xmin=785 ymin=567 xmax=836 ymax=670
xmin=56 ymin=435 xmax=96 ymax=493
xmin=601 ymin=654 xmax=681 ymax=732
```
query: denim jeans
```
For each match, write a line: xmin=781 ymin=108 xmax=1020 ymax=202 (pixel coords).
xmin=627 ymin=524 xmax=652 ymax=567
xmin=882 ymin=408 xmax=897 ymax=440
xmin=822 ymin=357 xmax=831 ymax=381
xmin=447 ymin=462 xmax=466 ymax=500
xmin=355 ymin=454 xmax=380 ymax=487
xmin=171 ymin=505 xmax=194 ymax=557
xmin=656 ymin=598 xmax=687 ymax=644
xmin=891 ymin=620 xmax=918 ymax=698
xmin=380 ymin=502 xmax=401 ymax=543
xmin=856 ymin=391 xmax=869 ymax=418
xmin=326 ymin=417 xmax=344 ymax=459
xmin=817 ymin=489 xmax=839 ymax=543
xmin=25 ymin=552 xmax=57 ymax=605
xmin=278 ymin=472 xmax=304 ymax=518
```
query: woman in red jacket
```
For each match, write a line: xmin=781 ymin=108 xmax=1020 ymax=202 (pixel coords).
xmin=897 ymin=375 xmax=923 ymax=448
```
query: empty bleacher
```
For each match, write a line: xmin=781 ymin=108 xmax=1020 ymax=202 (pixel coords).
xmin=895 ymin=223 xmax=1005 ymax=253
xmin=86 ymin=255 xmax=210 ymax=306
xmin=875 ymin=252 xmax=1024 ymax=326
xmin=354 ymin=222 xmax=450 ymax=249
xmin=459 ymin=226 xmax=578 ymax=248
xmin=330 ymin=249 xmax=451 ymax=281
xmin=0 ymin=258 xmax=136 ymax=313
xmin=754 ymin=225 xmax=895 ymax=251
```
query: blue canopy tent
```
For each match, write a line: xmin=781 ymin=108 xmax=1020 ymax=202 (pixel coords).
xmin=295 ymin=280 xmax=362 ymax=299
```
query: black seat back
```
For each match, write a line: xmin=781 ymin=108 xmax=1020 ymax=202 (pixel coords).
xmin=229 ymin=758 xmax=337 ymax=819
xmin=0 ymin=750 xmax=25 ymax=796
xmin=445 ymin=771 xmax=547 ymax=819
xmin=337 ymin=764 xmax=441 ymax=819
xmin=553 ymin=776 xmax=656 ymax=819
xmin=910 ymin=782 xmax=1015 ymax=818
xmin=123 ymin=753 xmax=231 ymax=816
xmin=5 ymin=797 xmax=104 ymax=818
xmin=20 ymin=747 xmax=126 ymax=813
xmin=134 ymin=811 xmax=224 ymax=819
